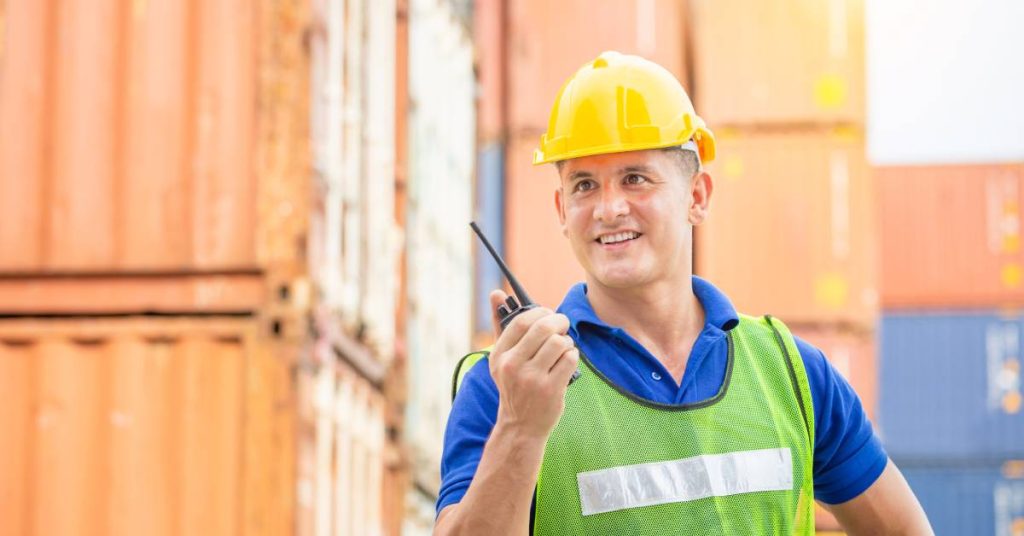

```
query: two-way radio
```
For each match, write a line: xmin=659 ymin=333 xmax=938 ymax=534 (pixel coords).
xmin=470 ymin=222 xmax=581 ymax=385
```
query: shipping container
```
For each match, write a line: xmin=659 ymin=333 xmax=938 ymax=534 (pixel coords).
xmin=505 ymin=132 xmax=587 ymax=310
xmin=0 ymin=0 xmax=256 ymax=273
xmin=880 ymin=312 xmax=1024 ymax=461
xmin=0 ymin=316 xmax=295 ymax=536
xmin=690 ymin=0 xmax=865 ymax=126
xmin=866 ymin=0 xmax=1024 ymax=165
xmin=506 ymin=0 xmax=689 ymax=133
xmin=696 ymin=128 xmax=878 ymax=328
xmin=307 ymin=0 xmax=399 ymax=360
xmin=405 ymin=0 xmax=476 ymax=493
xmin=790 ymin=324 xmax=878 ymax=419
xmin=295 ymin=353 xmax=386 ymax=536
xmin=896 ymin=462 xmax=1024 ymax=536
xmin=878 ymin=164 xmax=1024 ymax=309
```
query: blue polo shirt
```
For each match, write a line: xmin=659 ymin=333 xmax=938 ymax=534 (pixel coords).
xmin=437 ymin=276 xmax=887 ymax=517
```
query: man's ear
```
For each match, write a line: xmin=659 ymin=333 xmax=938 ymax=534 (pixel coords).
xmin=688 ymin=170 xmax=713 ymax=225
xmin=554 ymin=187 xmax=568 ymax=237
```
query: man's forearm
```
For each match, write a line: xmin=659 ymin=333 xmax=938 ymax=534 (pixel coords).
xmin=434 ymin=420 xmax=547 ymax=536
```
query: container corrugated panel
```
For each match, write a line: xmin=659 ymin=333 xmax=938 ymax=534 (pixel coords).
xmin=474 ymin=142 xmax=505 ymax=333
xmin=361 ymin=0 xmax=398 ymax=360
xmin=406 ymin=0 xmax=475 ymax=490
xmin=878 ymin=164 xmax=1024 ymax=309
xmin=691 ymin=0 xmax=865 ymax=126
xmin=696 ymin=128 xmax=878 ymax=328
xmin=505 ymin=132 xmax=586 ymax=309
xmin=0 ymin=0 xmax=256 ymax=272
xmin=296 ymin=359 xmax=386 ymax=536
xmin=880 ymin=313 xmax=1024 ymax=461
xmin=896 ymin=463 xmax=1024 ymax=536
xmin=307 ymin=0 xmax=397 ymax=359
xmin=790 ymin=324 xmax=878 ymax=419
xmin=507 ymin=0 xmax=688 ymax=132
xmin=0 ymin=317 xmax=277 ymax=536
xmin=866 ymin=0 xmax=1024 ymax=165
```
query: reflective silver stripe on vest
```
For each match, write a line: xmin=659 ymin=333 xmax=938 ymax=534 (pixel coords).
xmin=576 ymin=447 xmax=793 ymax=516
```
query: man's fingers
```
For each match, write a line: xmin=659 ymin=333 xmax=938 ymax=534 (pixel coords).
xmin=492 ymin=306 xmax=551 ymax=358
xmin=511 ymin=313 xmax=570 ymax=363
xmin=550 ymin=347 xmax=580 ymax=383
xmin=529 ymin=333 xmax=575 ymax=373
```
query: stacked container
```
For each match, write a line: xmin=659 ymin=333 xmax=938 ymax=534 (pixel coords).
xmin=869 ymin=1 xmax=1024 ymax=531
xmin=689 ymin=0 xmax=872 ymax=531
xmin=0 ymin=0 xmax=306 ymax=533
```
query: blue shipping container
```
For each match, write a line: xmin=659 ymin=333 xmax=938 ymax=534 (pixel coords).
xmin=880 ymin=312 xmax=1024 ymax=461
xmin=898 ymin=463 xmax=1024 ymax=536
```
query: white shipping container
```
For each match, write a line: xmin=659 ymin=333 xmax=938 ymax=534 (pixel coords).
xmin=406 ymin=0 xmax=476 ymax=494
xmin=308 ymin=0 xmax=398 ymax=360
xmin=866 ymin=0 xmax=1024 ymax=164
xmin=297 ymin=358 xmax=386 ymax=536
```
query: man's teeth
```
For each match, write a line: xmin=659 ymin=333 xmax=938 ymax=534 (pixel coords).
xmin=599 ymin=232 xmax=640 ymax=244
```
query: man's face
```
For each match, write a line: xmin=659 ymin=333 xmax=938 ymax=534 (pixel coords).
xmin=554 ymin=149 xmax=711 ymax=290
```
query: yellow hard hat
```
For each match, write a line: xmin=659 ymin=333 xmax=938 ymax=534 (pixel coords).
xmin=533 ymin=51 xmax=715 ymax=165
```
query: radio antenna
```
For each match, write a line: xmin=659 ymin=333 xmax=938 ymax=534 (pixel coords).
xmin=470 ymin=221 xmax=534 ymax=306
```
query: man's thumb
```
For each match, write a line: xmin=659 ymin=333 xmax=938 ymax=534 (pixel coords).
xmin=489 ymin=289 xmax=509 ymax=338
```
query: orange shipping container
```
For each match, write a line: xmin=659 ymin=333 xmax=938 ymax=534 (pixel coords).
xmin=507 ymin=0 xmax=689 ymax=133
xmin=0 ymin=0 xmax=255 ymax=273
xmin=696 ymin=128 xmax=878 ymax=328
xmin=0 ymin=317 xmax=295 ymax=536
xmin=878 ymin=164 xmax=1024 ymax=309
xmin=690 ymin=0 xmax=865 ymax=126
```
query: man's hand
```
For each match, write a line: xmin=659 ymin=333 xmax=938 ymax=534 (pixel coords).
xmin=434 ymin=291 xmax=579 ymax=536
xmin=488 ymin=289 xmax=580 ymax=441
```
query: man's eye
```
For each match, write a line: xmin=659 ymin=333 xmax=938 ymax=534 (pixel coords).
xmin=574 ymin=180 xmax=595 ymax=193
xmin=624 ymin=173 xmax=647 ymax=185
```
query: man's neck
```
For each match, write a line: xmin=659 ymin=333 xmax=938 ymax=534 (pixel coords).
xmin=586 ymin=273 xmax=706 ymax=375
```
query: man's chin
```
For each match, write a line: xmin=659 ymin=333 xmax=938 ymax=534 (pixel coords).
xmin=593 ymin=270 xmax=649 ymax=290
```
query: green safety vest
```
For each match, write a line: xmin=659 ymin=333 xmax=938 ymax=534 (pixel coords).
xmin=452 ymin=314 xmax=815 ymax=535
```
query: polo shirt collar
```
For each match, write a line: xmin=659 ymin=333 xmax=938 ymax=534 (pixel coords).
xmin=557 ymin=275 xmax=740 ymax=334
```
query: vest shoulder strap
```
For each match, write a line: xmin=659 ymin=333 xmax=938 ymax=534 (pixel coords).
xmin=761 ymin=314 xmax=816 ymax=446
xmin=450 ymin=345 xmax=494 ymax=401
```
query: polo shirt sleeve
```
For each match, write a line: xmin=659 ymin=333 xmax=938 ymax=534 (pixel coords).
xmin=793 ymin=335 xmax=889 ymax=504
xmin=436 ymin=356 xmax=500 ymax=517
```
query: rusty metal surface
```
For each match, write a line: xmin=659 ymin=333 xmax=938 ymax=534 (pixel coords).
xmin=0 ymin=317 xmax=252 ymax=536
xmin=0 ymin=271 xmax=265 ymax=314
xmin=0 ymin=0 xmax=256 ymax=274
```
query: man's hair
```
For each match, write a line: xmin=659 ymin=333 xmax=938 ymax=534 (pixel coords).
xmin=555 ymin=146 xmax=701 ymax=179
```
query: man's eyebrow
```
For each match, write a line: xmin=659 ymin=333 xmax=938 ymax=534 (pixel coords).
xmin=567 ymin=170 xmax=594 ymax=182
xmin=620 ymin=164 xmax=656 ymax=174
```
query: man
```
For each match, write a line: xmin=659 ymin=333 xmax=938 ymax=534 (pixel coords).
xmin=434 ymin=52 xmax=932 ymax=535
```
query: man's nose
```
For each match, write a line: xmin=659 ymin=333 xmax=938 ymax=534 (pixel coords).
xmin=593 ymin=185 xmax=629 ymax=223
